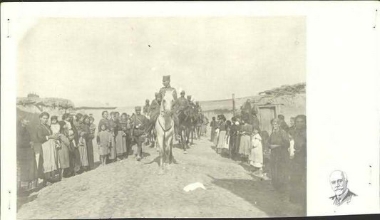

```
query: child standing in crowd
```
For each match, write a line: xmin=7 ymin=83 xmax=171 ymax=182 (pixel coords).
xmin=97 ymin=124 xmax=112 ymax=166
xmin=250 ymin=127 xmax=263 ymax=176
xmin=50 ymin=116 xmax=62 ymax=148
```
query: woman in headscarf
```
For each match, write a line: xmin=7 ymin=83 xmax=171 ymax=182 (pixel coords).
xmin=98 ymin=111 xmax=110 ymax=132
xmin=216 ymin=115 xmax=228 ymax=154
xmin=77 ymin=115 xmax=89 ymax=171
xmin=107 ymin=112 xmax=117 ymax=162
xmin=238 ymin=117 xmax=253 ymax=163
xmin=229 ymin=117 xmax=239 ymax=158
xmin=17 ymin=116 xmax=37 ymax=192
xmin=62 ymin=113 xmax=81 ymax=176
xmin=118 ymin=113 xmax=129 ymax=159
xmin=268 ymin=118 xmax=290 ymax=192
xmin=35 ymin=112 xmax=60 ymax=185
xmin=213 ymin=115 xmax=221 ymax=147
xmin=57 ymin=126 xmax=71 ymax=179
xmin=83 ymin=115 xmax=95 ymax=170
xmin=115 ymin=112 xmax=127 ymax=160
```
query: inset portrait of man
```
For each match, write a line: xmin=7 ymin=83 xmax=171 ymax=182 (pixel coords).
xmin=329 ymin=170 xmax=357 ymax=210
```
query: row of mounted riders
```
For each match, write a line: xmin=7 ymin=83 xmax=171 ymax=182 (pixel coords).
xmin=145 ymin=106 xmax=207 ymax=153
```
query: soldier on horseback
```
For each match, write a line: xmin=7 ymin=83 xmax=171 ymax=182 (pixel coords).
xmin=187 ymin=95 xmax=194 ymax=107
xmin=145 ymin=92 xmax=162 ymax=148
xmin=143 ymin=99 xmax=150 ymax=118
xmin=158 ymin=75 xmax=181 ymax=140
xmin=176 ymin=90 xmax=190 ymax=120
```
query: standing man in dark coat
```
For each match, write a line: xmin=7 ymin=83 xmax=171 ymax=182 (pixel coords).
xmin=210 ymin=117 xmax=217 ymax=142
xmin=131 ymin=106 xmax=148 ymax=161
xmin=289 ymin=115 xmax=307 ymax=207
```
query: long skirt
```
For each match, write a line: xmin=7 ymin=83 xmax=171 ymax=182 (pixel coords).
xmin=57 ymin=143 xmax=70 ymax=169
xmin=78 ymin=139 xmax=89 ymax=167
xmin=239 ymin=135 xmax=251 ymax=156
xmin=249 ymin=145 xmax=263 ymax=168
xmin=201 ymin=125 xmax=207 ymax=134
xmin=210 ymin=129 xmax=216 ymax=142
xmin=235 ymin=134 xmax=241 ymax=154
xmin=69 ymin=148 xmax=81 ymax=173
xmin=41 ymin=139 xmax=58 ymax=173
xmin=289 ymin=153 xmax=306 ymax=205
xmin=86 ymin=138 xmax=94 ymax=168
xmin=229 ymin=134 xmax=236 ymax=153
xmin=216 ymin=131 xmax=227 ymax=149
xmin=270 ymin=146 xmax=289 ymax=191
xmin=213 ymin=130 xmax=219 ymax=146
xmin=109 ymin=137 xmax=117 ymax=160
xmin=115 ymin=132 xmax=127 ymax=156
xmin=224 ymin=135 xmax=230 ymax=149
xmin=17 ymin=148 xmax=37 ymax=182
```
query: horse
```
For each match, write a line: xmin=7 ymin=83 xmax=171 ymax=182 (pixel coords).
xmin=177 ymin=107 xmax=193 ymax=153
xmin=187 ymin=106 xmax=198 ymax=145
xmin=155 ymin=90 xmax=175 ymax=174
xmin=195 ymin=113 xmax=203 ymax=139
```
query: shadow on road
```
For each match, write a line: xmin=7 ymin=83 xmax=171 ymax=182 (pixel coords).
xmin=144 ymin=155 xmax=180 ymax=166
xmin=173 ymin=143 xmax=187 ymax=150
xmin=207 ymin=174 xmax=305 ymax=217
xmin=142 ymin=152 xmax=151 ymax=157
xmin=17 ymin=192 xmax=38 ymax=212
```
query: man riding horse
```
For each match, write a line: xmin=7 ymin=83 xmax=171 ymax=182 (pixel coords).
xmin=146 ymin=93 xmax=162 ymax=148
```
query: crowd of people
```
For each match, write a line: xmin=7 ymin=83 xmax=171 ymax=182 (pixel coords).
xmin=17 ymin=75 xmax=207 ymax=194
xmin=17 ymin=74 xmax=305 ymax=210
xmin=16 ymin=108 xmax=153 ymax=194
xmin=210 ymin=100 xmax=307 ymax=206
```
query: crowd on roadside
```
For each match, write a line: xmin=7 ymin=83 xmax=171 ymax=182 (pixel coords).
xmin=209 ymin=100 xmax=307 ymax=206
xmin=16 ymin=110 xmax=146 ymax=194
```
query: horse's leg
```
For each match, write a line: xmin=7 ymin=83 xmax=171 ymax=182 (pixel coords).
xmin=190 ymin=127 xmax=194 ymax=144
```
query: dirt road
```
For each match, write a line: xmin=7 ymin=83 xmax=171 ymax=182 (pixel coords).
xmin=17 ymin=137 xmax=304 ymax=219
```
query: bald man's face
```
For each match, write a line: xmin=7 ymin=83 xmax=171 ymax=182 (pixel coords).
xmin=330 ymin=172 xmax=348 ymax=196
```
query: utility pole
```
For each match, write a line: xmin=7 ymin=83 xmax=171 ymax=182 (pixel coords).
xmin=232 ymin=93 xmax=236 ymax=117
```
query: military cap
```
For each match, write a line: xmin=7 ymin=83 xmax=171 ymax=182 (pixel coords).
xmin=163 ymin=75 xmax=170 ymax=81
xmin=135 ymin=106 xmax=141 ymax=111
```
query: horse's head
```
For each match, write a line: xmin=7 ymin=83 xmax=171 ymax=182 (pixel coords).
xmin=160 ymin=90 xmax=174 ymax=117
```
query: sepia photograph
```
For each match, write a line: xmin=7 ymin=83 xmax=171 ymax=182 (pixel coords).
xmin=14 ymin=16 xmax=306 ymax=218
xmin=2 ymin=2 xmax=379 ymax=219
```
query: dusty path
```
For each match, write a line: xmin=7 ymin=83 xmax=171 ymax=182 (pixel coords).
xmin=17 ymin=137 xmax=304 ymax=219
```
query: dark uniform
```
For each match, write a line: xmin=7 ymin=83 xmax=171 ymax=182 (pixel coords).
xmin=176 ymin=92 xmax=190 ymax=124
xmin=145 ymin=93 xmax=162 ymax=135
xmin=130 ymin=106 xmax=148 ymax=161
xmin=289 ymin=124 xmax=307 ymax=204
xmin=195 ymin=102 xmax=202 ymax=114
xmin=177 ymin=95 xmax=189 ymax=112
xmin=187 ymin=95 xmax=194 ymax=108
xmin=143 ymin=100 xmax=150 ymax=117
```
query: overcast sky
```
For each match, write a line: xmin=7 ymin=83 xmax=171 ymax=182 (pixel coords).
xmin=17 ymin=17 xmax=305 ymax=107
